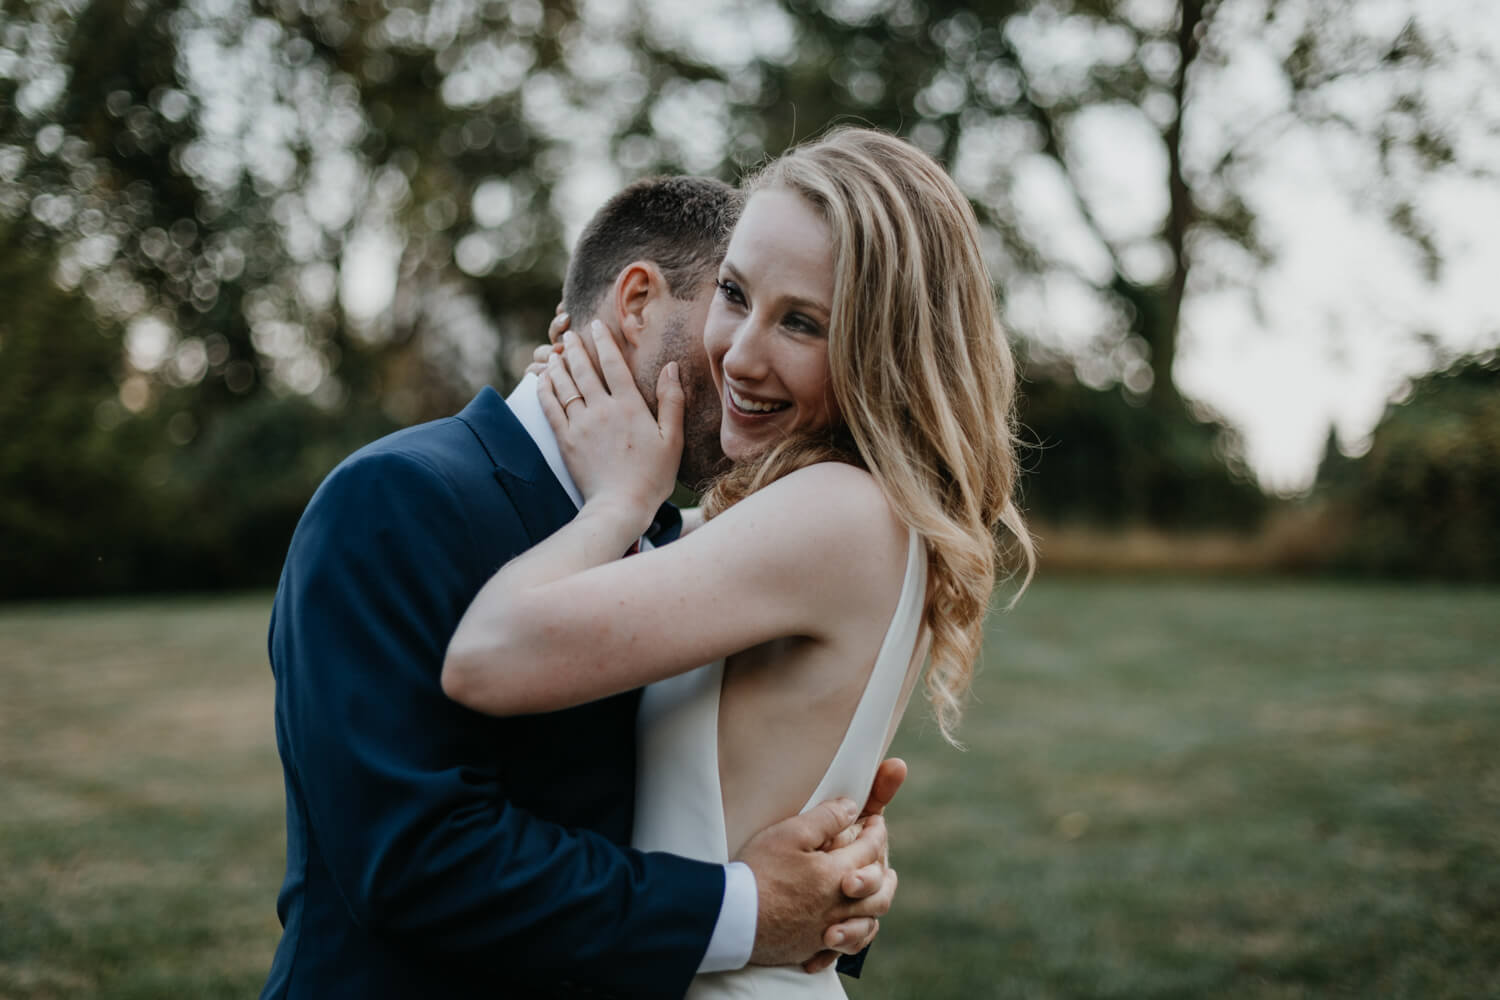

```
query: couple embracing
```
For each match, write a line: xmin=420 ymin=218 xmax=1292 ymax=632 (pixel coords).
xmin=261 ymin=127 xmax=1034 ymax=999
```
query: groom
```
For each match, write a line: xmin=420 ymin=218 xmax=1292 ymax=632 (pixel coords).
xmin=260 ymin=175 xmax=899 ymax=999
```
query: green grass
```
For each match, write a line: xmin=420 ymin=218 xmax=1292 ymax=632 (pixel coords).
xmin=0 ymin=597 xmax=284 ymax=999
xmin=854 ymin=579 xmax=1500 ymax=1000
xmin=1 ymin=580 xmax=1497 ymax=998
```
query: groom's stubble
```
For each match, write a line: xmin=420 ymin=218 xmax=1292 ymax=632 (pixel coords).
xmin=640 ymin=307 xmax=727 ymax=493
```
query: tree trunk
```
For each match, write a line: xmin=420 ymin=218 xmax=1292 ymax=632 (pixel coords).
xmin=1152 ymin=0 xmax=1206 ymax=412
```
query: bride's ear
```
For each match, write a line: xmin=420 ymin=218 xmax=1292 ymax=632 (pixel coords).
xmin=610 ymin=260 xmax=665 ymax=350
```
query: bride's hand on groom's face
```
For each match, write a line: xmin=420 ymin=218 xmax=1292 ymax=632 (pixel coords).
xmin=539 ymin=320 xmax=684 ymax=528
xmin=526 ymin=342 xmax=561 ymax=378
xmin=523 ymin=306 xmax=570 ymax=377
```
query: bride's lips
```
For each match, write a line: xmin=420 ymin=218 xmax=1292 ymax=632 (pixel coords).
xmin=724 ymin=384 xmax=791 ymax=421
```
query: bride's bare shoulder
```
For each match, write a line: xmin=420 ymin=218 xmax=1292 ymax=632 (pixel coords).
xmin=711 ymin=461 xmax=909 ymax=579
xmin=776 ymin=460 xmax=895 ymax=518
xmin=720 ymin=460 xmax=895 ymax=523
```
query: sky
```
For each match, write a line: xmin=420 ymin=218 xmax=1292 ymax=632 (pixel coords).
xmin=1171 ymin=0 xmax=1500 ymax=491
xmin=1177 ymin=151 xmax=1499 ymax=493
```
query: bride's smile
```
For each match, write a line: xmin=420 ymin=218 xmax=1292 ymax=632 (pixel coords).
xmin=724 ymin=384 xmax=790 ymax=415
xmin=705 ymin=188 xmax=841 ymax=460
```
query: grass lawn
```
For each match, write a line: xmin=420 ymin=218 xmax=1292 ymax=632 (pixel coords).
xmin=1 ymin=579 xmax=1496 ymax=998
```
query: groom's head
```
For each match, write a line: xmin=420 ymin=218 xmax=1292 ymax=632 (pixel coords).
xmin=562 ymin=175 xmax=742 ymax=491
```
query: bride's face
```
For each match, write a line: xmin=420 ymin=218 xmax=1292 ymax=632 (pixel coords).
xmin=704 ymin=188 xmax=840 ymax=462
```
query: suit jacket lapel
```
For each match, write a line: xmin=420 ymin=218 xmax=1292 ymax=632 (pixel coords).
xmin=456 ymin=385 xmax=684 ymax=550
xmin=455 ymin=386 xmax=578 ymax=545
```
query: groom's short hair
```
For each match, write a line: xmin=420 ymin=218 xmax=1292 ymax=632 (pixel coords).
xmin=563 ymin=175 xmax=742 ymax=322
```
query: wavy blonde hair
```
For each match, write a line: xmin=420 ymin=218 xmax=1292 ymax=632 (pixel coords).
xmin=702 ymin=127 xmax=1035 ymax=744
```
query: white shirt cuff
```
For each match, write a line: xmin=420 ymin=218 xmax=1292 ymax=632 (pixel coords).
xmin=698 ymin=861 xmax=757 ymax=973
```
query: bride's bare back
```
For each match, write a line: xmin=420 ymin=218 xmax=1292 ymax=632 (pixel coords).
xmin=714 ymin=489 xmax=920 ymax=856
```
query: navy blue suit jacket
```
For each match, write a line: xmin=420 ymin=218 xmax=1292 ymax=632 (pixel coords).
xmin=260 ymin=387 xmax=724 ymax=999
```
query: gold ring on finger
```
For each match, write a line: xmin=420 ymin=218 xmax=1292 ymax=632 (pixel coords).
xmin=560 ymin=393 xmax=584 ymax=412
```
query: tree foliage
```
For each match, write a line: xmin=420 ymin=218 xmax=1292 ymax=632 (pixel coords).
xmin=0 ymin=220 xmax=170 ymax=597
xmin=1314 ymin=353 xmax=1500 ymax=581
xmin=1020 ymin=375 xmax=1266 ymax=529
xmin=1 ymin=0 xmax=1491 ymax=594
xmin=728 ymin=0 xmax=1482 ymax=408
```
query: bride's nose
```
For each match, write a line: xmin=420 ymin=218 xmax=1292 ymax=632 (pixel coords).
xmin=720 ymin=320 xmax=772 ymax=382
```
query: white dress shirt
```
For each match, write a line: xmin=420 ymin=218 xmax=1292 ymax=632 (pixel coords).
xmin=505 ymin=373 xmax=758 ymax=974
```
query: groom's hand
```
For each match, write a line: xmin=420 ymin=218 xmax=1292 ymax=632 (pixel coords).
xmin=738 ymin=797 xmax=894 ymax=968
xmin=859 ymin=756 xmax=907 ymax=821
xmin=802 ymin=757 xmax=908 ymax=973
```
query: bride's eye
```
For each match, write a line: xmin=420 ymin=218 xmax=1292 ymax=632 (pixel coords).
xmin=716 ymin=279 xmax=746 ymax=307
xmin=783 ymin=312 xmax=821 ymax=335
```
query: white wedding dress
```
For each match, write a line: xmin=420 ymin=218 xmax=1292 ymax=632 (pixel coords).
xmin=633 ymin=529 xmax=928 ymax=999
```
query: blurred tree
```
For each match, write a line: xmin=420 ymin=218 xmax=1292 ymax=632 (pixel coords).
xmin=1018 ymin=374 xmax=1266 ymax=528
xmin=1314 ymin=352 xmax=1500 ymax=580
xmin=9 ymin=0 xmax=1481 ymax=424
xmin=721 ymin=0 xmax=1477 ymax=413
xmin=1 ymin=0 xmax=574 ymax=593
xmin=168 ymin=392 xmax=396 ymax=588
xmin=0 ymin=0 xmax=1492 ymax=592
xmin=708 ymin=0 xmax=1486 ymax=527
xmin=0 ymin=219 xmax=171 ymax=598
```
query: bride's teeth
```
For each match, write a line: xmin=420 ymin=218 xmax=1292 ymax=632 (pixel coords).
xmin=731 ymin=389 xmax=787 ymax=414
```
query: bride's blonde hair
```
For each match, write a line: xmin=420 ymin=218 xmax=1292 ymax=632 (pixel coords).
xmin=702 ymin=127 xmax=1035 ymax=744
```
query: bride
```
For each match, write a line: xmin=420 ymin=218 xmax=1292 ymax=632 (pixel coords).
xmin=442 ymin=127 xmax=1034 ymax=997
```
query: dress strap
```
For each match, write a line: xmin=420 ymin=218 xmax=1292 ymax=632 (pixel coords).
xmin=799 ymin=529 xmax=927 ymax=812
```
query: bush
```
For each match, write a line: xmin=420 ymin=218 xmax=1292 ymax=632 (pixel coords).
xmin=171 ymin=394 xmax=396 ymax=589
xmin=1317 ymin=352 xmax=1500 ymax=581
xmin=0 ymin=231 xmax=174 ymax=599
xmin=1018 ymin=376 xmax=1268 ymax=532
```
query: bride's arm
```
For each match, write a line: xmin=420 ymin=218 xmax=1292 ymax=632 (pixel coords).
xmin=443 ymin=462 xmax=892 ymax=716
xmin=442 ymin=327 xmax=898 ymax=717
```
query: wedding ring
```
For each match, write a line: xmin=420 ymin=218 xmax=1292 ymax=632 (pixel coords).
xmin=560 ymin=393 xmax=584 ymax=412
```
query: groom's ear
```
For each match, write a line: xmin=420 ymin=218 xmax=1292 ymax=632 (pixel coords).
xmin=610 ymin=260 xmax=665 ymax=351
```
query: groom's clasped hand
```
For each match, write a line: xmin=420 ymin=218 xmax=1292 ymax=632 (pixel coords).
xmin=743 ymin=760 xmax=907 ymax=974
xmin=741 ymin=798 xmax=893 ymax=971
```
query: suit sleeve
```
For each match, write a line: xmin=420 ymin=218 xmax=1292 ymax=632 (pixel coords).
xmin=270 ymin=449 xmax=723 ymax=996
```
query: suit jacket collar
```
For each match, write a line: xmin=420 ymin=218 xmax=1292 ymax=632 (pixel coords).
xmin=456 ymin=385 xmax=577 ymax=545
xmin=505 ymin=373 xmax=585 ymax=508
